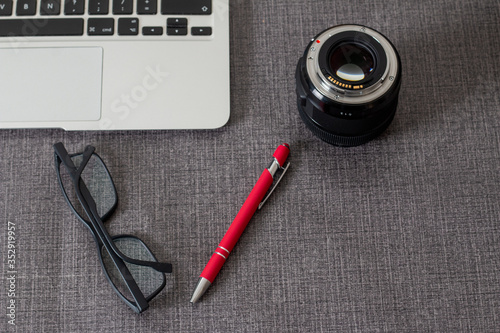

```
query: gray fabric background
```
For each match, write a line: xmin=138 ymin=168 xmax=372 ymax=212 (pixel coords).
xmin=1 ymin=0 xmax=499 ymax=332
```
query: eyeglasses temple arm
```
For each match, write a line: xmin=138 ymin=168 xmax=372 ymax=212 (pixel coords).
xmin=54 ymin=143 xmax=95 ymax=179
xmin=104 ymin=241 xmax=150 ymax=313
xmin=77 ymin=182 xmax=152 ymax=312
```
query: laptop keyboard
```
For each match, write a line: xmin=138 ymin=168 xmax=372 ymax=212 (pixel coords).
xmin=0 ymin=0 xmax=213 ymax=37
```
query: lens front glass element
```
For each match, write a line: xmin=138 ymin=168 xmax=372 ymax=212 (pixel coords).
xmin=329 ymin=42 xmax=375 ymax=82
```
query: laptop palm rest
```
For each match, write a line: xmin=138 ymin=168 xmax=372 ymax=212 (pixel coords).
xmin=0 ymin=47 xmax=102 ymax=122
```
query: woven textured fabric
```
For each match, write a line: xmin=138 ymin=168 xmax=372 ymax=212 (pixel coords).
xmin=1 ymin=0 xmax=499 ymax=331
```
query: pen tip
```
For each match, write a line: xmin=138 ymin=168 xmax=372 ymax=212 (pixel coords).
xmin=190 ymin=277 xmax=211 ymax=304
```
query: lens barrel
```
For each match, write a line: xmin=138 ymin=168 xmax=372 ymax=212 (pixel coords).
xmin=296 ymin=25 xmax=402 ymax=146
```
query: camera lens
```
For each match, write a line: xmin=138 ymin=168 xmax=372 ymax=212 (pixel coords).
xmin=296 ymin=25 xmax=402 ymax=146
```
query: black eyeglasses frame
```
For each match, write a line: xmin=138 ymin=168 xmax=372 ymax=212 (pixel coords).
xmin=53 ymin=142 xmax=172 ymax=313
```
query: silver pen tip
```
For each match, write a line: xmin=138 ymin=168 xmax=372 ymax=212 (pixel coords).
xmin=190 ymin=277 xmax=211 ymax=303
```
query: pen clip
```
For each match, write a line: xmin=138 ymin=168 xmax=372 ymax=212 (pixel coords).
xmin=258 ymin=162 xmax=290 ymax=210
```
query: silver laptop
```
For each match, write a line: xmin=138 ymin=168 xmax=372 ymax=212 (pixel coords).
xmin=0 ymin=0 xmax=229 ymax=130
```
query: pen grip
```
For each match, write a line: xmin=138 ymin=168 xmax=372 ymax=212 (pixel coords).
xmin=201 ymin=253 xmax=227 ymax=283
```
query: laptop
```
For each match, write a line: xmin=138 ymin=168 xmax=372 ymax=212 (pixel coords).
xmin=0 ymin=0 xmax=230 ymax=130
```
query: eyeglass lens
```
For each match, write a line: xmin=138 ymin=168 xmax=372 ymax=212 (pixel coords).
xmin=101 ymin=237 xmax=165 ymax=302
xmin=59 ymin=153 xmax=116 ymax=222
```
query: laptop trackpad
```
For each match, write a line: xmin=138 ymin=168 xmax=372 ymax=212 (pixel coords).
xmin=0 ymin=47 xmax=102 ymax=122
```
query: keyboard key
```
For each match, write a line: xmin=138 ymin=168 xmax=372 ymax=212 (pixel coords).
xmin=167 ymin=17 xmax=187 ymax=27
xmin=40 ymin=0 xmax=60 ymax=15
xmin=166 ymin=27 xmax=186 ymax=35
xmin=137 ymin=0 xmax=156 ymax=14
xmin=142 ymin=26 xmax=162 ymax=35
xmin=64 ymin=0 xmax=84 ymax=15
xmin=88 ymin=0 xmax=109 ymax=14
xmin=118 ymin=17 xmax=138 ymax=35
xmin=0 ymin=18 xmax=83 ymax=36
xmin=191 ymin=26 xmax=211 ymax=36
xmin=87 ymin=18 xmax=114 ymax=35
xmin=0 ymin=0 xmax=13 ymax=16
xmin=16 ymin=0 xmax=37 ymax=15
xmin=161 ymin=0 xmax=211 ymax=15
xmin=113 ymin=0 xmax=132 ymax=14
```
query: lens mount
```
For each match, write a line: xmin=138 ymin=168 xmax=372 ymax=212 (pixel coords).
xmin=296 ymin=24 xmax=402 ymax=146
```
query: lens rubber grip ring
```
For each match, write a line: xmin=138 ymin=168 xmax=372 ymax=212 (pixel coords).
xmin=297 ymin=98 xmax=397 ymax=147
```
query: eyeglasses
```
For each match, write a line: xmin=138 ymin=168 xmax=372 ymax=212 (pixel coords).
xmin=53 ymin=142 xmax=172 ymax=313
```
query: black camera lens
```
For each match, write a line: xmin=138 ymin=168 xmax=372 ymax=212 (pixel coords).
xmin=296 ymin=25 xmax=402 ymax=146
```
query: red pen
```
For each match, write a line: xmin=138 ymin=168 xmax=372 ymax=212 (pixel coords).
xmin=190 ymin=143 xmax=290 ymax=303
